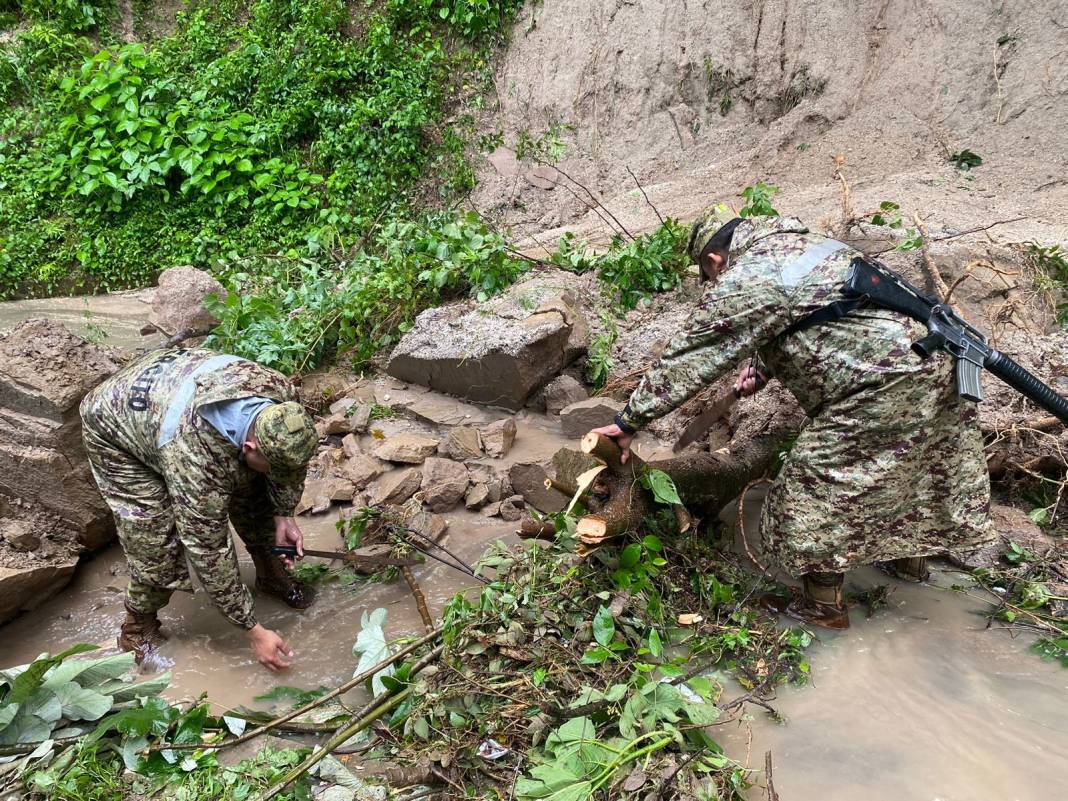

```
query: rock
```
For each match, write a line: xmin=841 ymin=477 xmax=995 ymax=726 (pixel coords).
xmin=341 ymin=454 xmax=386 ymax=490
xmin=539 ymin=375 xmax=589 ymax=415
xmin=329 ymin=397 xmax=358 ymax=416
xmin=400 ymin=498 xmax=449 ymax=542
xmin=525 ymin=164 xmax=559 ymax=190
xmin=386 ymin=270 xmax=589 ymax=409
xmin=318 ymin=412 xmax=353 ymax=436
xmin=481 ymin=417 xmax=518 ymax=458
xmin=346 ymin=404 xmax=372 ymax=432
xmin=406 ymin=395 xmax=492 ymax=427
xmin=369 ymin=468 xmax=423 ymax=506
xmin=373 ymin=433 xmax=440 ymax=464
xmin=465 ymin=483 xmax=492 ymax=510
xmin=0 ymin=560 xmax=79 ymax=625
xmin=0 ymin=519 xmax=40 ymax=552
xmin=481 ymin=501 xmax=503 ymax=517
xmin=559 ymin=397 xmax=625 ymax=439
xmin=499 ymin=495 xmax=526 ymax=522
xmin=420 ymin=457 xmax=470 ymax=513
xmin=508 ymin=463 xmax=568 ymax=513
xmin=148 ymin=266 xmax=225 ymax=337
xmin=442 ymin=427 xmax=483 ymax=461
xmin=947 ymin=503 xmax=1056 ymax=569
xmin=0 ymin=319 xmax=121 ymax=552
xmin=341 ymin=433 xmax=362 ymax=459
xmin=295 ymin=475 xmax=355 ymax=515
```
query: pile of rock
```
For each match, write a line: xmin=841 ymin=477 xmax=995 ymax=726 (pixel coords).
xmin=296 ymin=395 xmax=525 ymax=529
xmin=0 ymin=319 xmax=122 ymax=623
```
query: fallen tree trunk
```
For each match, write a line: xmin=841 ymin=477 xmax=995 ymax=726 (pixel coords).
xmin=572 ymin=418 xmax=794 ymax=546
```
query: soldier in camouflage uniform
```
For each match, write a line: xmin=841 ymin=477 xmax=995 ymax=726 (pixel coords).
xmin=594 ymin=215 xmax=993 ymax=628
xmin=80 ymin=348 xmax=319 ymax=669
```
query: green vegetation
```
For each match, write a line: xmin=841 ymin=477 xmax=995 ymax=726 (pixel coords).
xmin=949 ymin=148 xmax=983 ymax=171
xmin=738 ymin=181 xmax=779 ymax=218
xmin=1028 ymin=241 xmax=1068 ymax=327
xmin=203 ymin=211 xmax=525 ymax=373
xmin=0 ymin=0 xmax=522 ymax=298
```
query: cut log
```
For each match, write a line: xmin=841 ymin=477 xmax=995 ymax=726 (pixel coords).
xmin=573 ymin=422 xmax=792 ymax=545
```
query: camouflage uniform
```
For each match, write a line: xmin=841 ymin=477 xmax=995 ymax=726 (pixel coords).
xmin=618 ymin=217 xmax=994 ymax=576
xmin=80 ymin=349 xmax=307 ymax=630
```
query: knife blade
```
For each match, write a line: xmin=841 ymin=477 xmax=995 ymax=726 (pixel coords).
xmin=672 ymin=388 xmax=740 ymax=453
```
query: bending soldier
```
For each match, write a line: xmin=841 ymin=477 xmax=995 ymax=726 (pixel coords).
xmin=593 ymin=214 xmax=994 ymax=629
xmin=80 ymin=348 xmax=319 ymax=669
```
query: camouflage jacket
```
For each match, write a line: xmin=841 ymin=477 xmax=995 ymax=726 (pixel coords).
xmin=81 ymin=348 xmax=305 ymax=628
xmin=619 ymin=216 xmax=936 ymax=429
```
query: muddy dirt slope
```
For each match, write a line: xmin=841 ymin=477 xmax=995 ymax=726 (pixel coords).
xmin=475 ymin=0 xmax=1067 ymax=247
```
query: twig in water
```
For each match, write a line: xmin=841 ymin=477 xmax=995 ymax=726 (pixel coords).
xmin=403 ymin=565 xmax=435 ymax=631
xmin=254 ymin=645 xmax=444 ymax=801
xmin=156 ymin=626 xmax=443 ymax=752
xmin=765 ymin=750 xmax=780 ymax=801
xmin=626 ymin=165 xmax=664 ymax=226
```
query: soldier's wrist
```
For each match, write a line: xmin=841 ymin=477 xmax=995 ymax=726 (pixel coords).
xmin=614 ymin=407 xmax=638 ymax=436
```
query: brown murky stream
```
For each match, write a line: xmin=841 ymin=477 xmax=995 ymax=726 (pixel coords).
xmin=1 ymin=296 xmax=1066 ymax=800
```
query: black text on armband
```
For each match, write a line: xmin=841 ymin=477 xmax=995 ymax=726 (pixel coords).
xmin=127 ymin=350 xmax=185 ymax=411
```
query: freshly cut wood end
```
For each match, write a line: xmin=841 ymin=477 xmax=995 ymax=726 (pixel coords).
xmin=576 ymin=516 xmax=608 ymax=543
xmin=580 ymin=432 xmax=601 ymax=454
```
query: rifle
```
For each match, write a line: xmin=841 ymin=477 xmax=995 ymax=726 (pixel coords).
xmin=842 ymin=257 xmax=1068 ymax=425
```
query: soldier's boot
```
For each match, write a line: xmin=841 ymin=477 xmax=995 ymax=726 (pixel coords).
xmin=760 ymin=571 xmax=850 ymax=630
xmin=118 ymin=602 xmax=167 ymax=665
xmin=247 ymin=546 xmax=316 ymax=609
xmin=877 ymin=556 xmax=930 ymax=583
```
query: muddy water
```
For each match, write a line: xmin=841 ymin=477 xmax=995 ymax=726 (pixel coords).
xmin=0 ymin=290 xmax=161 ymax=350
xmin=717 ymin=488 xmax=1068 ymax=801
xmin=1 ymin=509 xmax=514 ymax=707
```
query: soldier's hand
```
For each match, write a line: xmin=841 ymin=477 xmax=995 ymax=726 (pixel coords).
xmin=273 ymin=516 xmax=304 ymax=567
xmin=590 ymin=424 xmax=634 ymax=464
xmin=734 ymin=365 xmax=767 ymax=397
xmin=248 ymin=624 xmax=294 ymax=670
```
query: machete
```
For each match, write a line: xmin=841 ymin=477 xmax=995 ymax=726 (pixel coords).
xmin=672 ymin=373 xmax=767 ymax=453
xmin=672 ymin=388 xmax=740 ymax=453
xmin=270 ymin=544 xmax=416 ymax=567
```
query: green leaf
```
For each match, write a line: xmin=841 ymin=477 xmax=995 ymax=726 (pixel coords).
xmin=648 ymin=628 xmax=663 ymax=658
xmin=52 ymin=682 xmax=113 ymax=722
xmin=683 ymin=701 xmax=720 ymax=726
xmin=0 ymin=704 xmax=18 ymax=729
xmin=592 ymin=605 xmax=615 ymax=646
xmin=580 ymin=646 xmax=611 ymax=665
xmin=619 ymin=543 xmax=641 ymax=569
xmin=642 ymin=469 xmax=682 ymax=505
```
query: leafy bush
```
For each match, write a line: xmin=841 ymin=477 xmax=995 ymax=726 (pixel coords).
xmin=0 ymin=0 xmax=518 ymax=297
xmin=594 ymin=220 xmax=690 ymax=311
xmin=21 ymin=0 xmax=109 ymax=33
xmin=204 ymin=210 xmax=525 ymax=373
xmin=739 ymin=181 xmax=779 ymax=218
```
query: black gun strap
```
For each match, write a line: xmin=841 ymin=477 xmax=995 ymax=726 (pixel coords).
xmin=777 ymin=296 xmax=870 ymax=341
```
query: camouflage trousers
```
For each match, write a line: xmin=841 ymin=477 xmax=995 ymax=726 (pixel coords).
xmin=82 ymin=423 xmax=275 ymax=617
xmin=759 ymin=356 xmax=994 ymax=577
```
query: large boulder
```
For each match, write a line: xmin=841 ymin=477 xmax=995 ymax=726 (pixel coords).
xmin=0 ymin=319 xmax=121 ymax=550
xmin=386 ymin=270 xmax=589 ymax=410
xmin=0 ymin=319 xmax=122 ymax=623
xmin=148 ymin=266 xmax=225 ymax=338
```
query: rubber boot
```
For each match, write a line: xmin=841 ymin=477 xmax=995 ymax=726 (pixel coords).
xmin=247 ymin=546 xmax=316 ymax=609
xmin=878 ymin=556 xmax=930 ymax=583
xmin=117 ymin=602 xmax=167 ymax=665
xmin=760 ymin=571 xmax=850 ymax=630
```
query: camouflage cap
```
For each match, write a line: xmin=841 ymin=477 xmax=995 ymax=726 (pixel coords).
xmin=253 ymin=401 xmax=317 ymax=479
xmin=686 ymin=204 xmax=736 ymax=264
